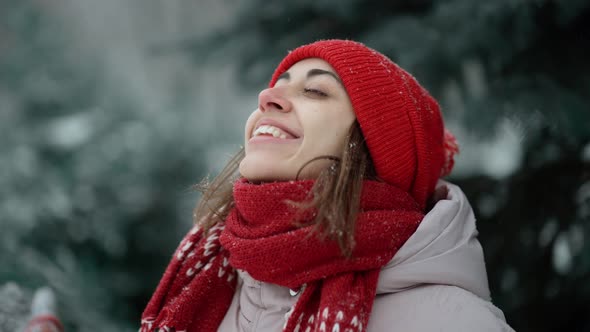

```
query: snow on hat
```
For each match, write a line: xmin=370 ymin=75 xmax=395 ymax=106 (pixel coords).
xmin=269 ymin=39 xmax=458 ymax=209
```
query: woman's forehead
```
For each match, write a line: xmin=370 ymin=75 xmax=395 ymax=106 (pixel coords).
xmin=276 ymin=58 xmax=343 ymax=86
xmin=284 ymin=58 xmax=337 ymax=75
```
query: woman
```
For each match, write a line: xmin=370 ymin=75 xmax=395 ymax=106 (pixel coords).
xmin=141 ymin=39 xmax=514 ymax=332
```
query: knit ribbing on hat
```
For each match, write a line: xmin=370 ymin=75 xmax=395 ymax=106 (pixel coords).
xmin=269 ymin=39 xmax=447 ymax=209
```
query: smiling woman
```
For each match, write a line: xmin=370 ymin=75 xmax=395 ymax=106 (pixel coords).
xmin=240 ymin=58 xmax=356 ymax=182
xmin=140 ymin=40 xmax=515 ymax=332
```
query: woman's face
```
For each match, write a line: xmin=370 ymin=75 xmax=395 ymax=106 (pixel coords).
xmin=239 ymin=58 xmax=356 ymax=182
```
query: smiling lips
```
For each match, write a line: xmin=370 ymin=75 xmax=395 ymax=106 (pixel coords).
xmin=252 ymin=124 xmax=298 ymax=140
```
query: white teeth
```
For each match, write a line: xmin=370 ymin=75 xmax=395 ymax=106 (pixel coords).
xmin=253 ymin=125 xmax=290 ymax=139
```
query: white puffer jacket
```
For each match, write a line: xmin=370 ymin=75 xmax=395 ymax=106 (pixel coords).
xmin=218 ymin=181 xmax=515 ymax=332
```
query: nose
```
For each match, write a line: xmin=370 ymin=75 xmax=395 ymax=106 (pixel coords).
xmin=258 ymin=87 xmax=293 ymax=113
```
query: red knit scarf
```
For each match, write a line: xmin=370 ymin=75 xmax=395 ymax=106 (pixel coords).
xmin=141 ymin=179 xmax=424 ymax=332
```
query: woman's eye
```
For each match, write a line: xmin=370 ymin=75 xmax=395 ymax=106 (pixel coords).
xmin=303 ymin=88 xmax=328 ymax=97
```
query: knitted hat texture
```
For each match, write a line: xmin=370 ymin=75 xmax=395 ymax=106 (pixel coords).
xmin=269 ymin=39 xmax=457 ymax=209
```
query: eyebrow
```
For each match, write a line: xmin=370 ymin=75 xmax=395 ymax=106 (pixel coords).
xmin=277 ymin=68 xmax=343 ymax=85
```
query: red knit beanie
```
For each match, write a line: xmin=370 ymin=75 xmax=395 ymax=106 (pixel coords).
xmin=269 ymin=39 xmax=458 ymax=209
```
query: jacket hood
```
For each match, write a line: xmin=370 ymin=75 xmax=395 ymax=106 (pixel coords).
xmin=376 ymin=180 xmax=491 ymax=301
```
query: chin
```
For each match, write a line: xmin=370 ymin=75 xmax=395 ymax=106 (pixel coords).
xmin=239 ymin=159 xmax=294 ymax=183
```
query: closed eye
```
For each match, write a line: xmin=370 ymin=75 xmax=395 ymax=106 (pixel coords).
xmin=303 ymin=88 xmax=328 ymax=97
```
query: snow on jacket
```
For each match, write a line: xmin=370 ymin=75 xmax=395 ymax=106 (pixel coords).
xmin=218 ymin=181 xmax=515 ymax=331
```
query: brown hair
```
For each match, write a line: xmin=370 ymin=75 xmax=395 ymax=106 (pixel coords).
xmin=193 ymin=121 xmax=376 ymax=257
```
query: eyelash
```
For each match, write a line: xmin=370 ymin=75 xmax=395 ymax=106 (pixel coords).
xmin=303 ymin=88 xmax=328 ymax=97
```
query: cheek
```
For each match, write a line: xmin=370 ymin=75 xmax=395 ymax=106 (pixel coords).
xmin=308 ymin=109 xmax=355 ymax=153
xmin=244 ymin=110 xmax=259 ymax=140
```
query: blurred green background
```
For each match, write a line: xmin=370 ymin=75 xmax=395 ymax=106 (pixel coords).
xmin=1 ymin=0 xmax=589 ymax=331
